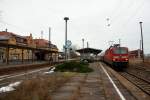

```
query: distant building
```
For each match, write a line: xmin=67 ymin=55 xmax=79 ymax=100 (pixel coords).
xmin=129 ymin=49 xmax=142 ymax=58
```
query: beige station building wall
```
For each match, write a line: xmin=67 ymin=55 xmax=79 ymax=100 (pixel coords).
xmin=0 ymin=31 xmax=59 ymax=62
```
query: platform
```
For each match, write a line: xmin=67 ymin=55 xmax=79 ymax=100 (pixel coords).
xmin=0 ymin=62 xmax=149 ymax=100
xmin=50 ymin=62 xmax=140 ymax=100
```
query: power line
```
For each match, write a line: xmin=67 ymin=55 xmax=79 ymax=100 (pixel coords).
xmin=120 ymin=0 xmax=145 ymax=28
xmin=110 ymin=0 xmax=136 ymax=26
xmin=108 ymin=0 xmax=145 ymax=28
xmin=107 ymin=0 xmax=145 ymax=36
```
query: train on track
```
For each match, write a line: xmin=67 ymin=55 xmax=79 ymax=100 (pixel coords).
xmin=100 ymin=44 xmax=129 ymax=68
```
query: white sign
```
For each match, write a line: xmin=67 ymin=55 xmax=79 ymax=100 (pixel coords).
xmin=66 ymin=40 xmax=72 ymax=48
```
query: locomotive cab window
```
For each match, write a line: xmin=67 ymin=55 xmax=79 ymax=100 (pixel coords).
xmin=113 ymin=48 xmax=127 ymax=54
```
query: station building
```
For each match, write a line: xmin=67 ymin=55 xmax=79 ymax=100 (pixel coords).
xmin=0 ymin=31 xmax=35 ymax=62
xmin=34 ymin=39 xmax=58 ymax=62
xmin=0 ymin=30 xmax=58 ymax=63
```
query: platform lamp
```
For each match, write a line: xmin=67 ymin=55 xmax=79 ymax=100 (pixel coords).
xmin=64 ymin=17 xmax=69 ymax=61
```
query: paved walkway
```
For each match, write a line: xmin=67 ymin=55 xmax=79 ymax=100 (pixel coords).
xmin=50 ymin=62 xmax=136 ymax=100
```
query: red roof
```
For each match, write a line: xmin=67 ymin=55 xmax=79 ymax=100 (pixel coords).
xmin=0 ymin=31 xmax=26 ymax=38
xmin=34 ymin=39 xmax=51 ymax=47
xmin=0 ymin=31 xmax=14 ymax=36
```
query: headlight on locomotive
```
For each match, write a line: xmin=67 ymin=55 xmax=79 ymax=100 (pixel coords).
xmin=112 ymin=56 xmax=119 ymax=61
xmin=121 ymin=56 xmax=128 ymax=58
xmin=113 ymin=56 xmax=119 ymax=58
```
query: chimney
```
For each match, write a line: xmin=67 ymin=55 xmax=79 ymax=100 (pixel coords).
xmin=49 ymin=27 xmax=51 ymax=47
xmin=87 ymin=42 xmax=89 ymax=48
xmin=41 ymin=30 xmax=43 ymax=39
xmin=30 ymin=33 xmax=32 ymax=37
xmin=5 ymin=28 xmax=8 ymax=32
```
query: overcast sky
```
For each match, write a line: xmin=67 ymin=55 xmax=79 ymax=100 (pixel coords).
xmin=0 ymin=0 xmax=150 ymax=54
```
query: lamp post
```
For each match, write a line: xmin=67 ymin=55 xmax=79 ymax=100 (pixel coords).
xmin=139 ymin=22 xmax=144 ymax=62
xmin=64 ymin=17 xmax=69 ymax=61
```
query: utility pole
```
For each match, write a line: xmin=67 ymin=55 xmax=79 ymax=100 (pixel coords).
xmin=41 ymin=30 xmax=43 ymax=39
xmin=87 ymin=41 xmax=89 ymax=48
xmin=49 ymin=27 xmax=52 ymax=64
xmin=138 ymin=40 xmax=141 ymax=58
xmin=140 ymin=40 xmax=142 ymax=50
xmin=82 ymin=38 xmax=84 ymax=59
xmin=119 ymin=39 xmax=121 ymax=47
xmin=64 ymin=17 xmax=69 ymax=61
xmin=139 ymin=22 xmax=144 ymax=62
xmin=49 ymin=27 xmax=51 ymax=47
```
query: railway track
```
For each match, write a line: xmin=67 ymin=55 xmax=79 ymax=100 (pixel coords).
xmin=126 ymin=64 xmax=150 ymax=83
xmin=0 ymin=59 xmax=78 ymax=88
xmin=126 ymin=69 xmax=150 ymax=83
xmin=129 ymin=65 xmax=150 ymax=71
xmin=0 ymin=67 xmax=50 ymax=87
xmin=119 ymin=71 xmax=150 ymax=95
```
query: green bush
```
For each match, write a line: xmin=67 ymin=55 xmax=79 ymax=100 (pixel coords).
xmin=54 ymin=61 xmax=93 ymax=73
xmin=79 ymin=61 xmax=89 ymax=66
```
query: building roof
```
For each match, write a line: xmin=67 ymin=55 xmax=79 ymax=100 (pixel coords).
xmin=0 ymin=35 xmax=10 ymax=40
xmin=129 ymin=49 xmax=142 ymax=53
xmin=76 ymin=48 xmax=102 ymax=55
xmin=0 ymin=42 xmax=58 ymax=53
xmin=34 ymin=39 xmax=58 ymax=50
xmin=34 ymin=39 xmax=50 ymax=47
xmin=0 ymin=31 xmax=58 ymax=52
xmin=0 ymin=31 xmax=27 ymax=39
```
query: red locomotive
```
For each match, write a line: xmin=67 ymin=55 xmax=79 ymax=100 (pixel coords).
xmin=102 ymin=44 xmax=129 ymax=67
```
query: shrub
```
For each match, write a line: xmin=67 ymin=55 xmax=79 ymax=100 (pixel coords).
xmin=54 ymin=61 xmax=93 ymax=73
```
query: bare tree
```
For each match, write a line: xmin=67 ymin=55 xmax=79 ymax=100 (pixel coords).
xmin=70 ymin=44 xmax=80 ymax=58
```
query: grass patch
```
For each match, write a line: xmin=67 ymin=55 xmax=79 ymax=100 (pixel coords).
xmin=54 ymin=61 xmax=93 ymax=73
xmin=0 ymin=73 xmax=74 ymax=100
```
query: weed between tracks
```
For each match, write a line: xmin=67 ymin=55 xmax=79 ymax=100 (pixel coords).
xmin=0 ymin=72 xmax=75 ymax=100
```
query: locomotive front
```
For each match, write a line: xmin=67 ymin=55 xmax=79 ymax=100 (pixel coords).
xmin=112 ymin=47 xmax=129 ymax=66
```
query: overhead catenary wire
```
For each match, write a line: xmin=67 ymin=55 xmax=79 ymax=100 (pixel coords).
xmin=105 ymin=0 xmax=145 ymax=49
xmin=105 ymin=0 xmax=136 ymax=35
xmin=106 ymin=0 xmax=145 ymax=39
xmin=120 ymin=0 xmax=145 ymax=28
xmin=107 ymin=0 xmax=145 ymax=28
xmin=107 ymin=0 xmax=135 ymax=26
